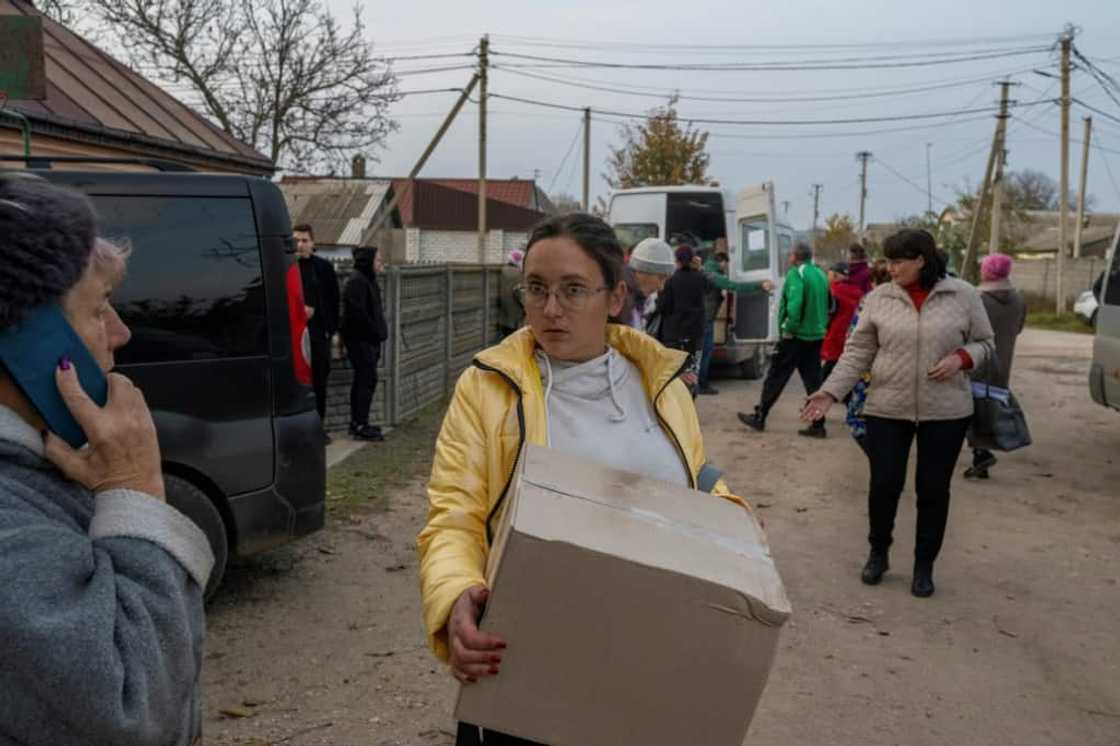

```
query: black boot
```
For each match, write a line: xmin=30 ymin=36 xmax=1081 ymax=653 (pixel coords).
xmin=797 ymin=420 xmax=827 ymax=439
xmin=737 ymin=407 xmax=766 ymax=432
xmin=861 ymin=550 xmax=889 ymax=585
xmin=911 ymin=562 xmax=935 ymax=598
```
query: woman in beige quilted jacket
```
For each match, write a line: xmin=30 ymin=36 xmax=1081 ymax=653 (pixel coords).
xmin=802 ymin=229 xmax=994 ymax=598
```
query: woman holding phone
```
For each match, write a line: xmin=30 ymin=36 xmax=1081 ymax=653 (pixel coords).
xmin=417 ymin=212 xmax=751 ymax=746
xmin=802 ymin=229 xmax=993 ymax=599
xmin=0 ymin=174 xmax=212 ymax=745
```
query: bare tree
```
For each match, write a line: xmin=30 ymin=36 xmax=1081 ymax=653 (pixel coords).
xmin=51 ymin=0 xmax=398 ymax=171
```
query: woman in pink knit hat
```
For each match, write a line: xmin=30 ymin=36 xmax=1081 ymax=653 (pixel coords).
xmin=966 ymin=253 xmax=1027 ymax=479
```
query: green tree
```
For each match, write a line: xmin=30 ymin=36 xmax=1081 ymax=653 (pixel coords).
xmin=603 ymin=96 xmax=711 ymax=190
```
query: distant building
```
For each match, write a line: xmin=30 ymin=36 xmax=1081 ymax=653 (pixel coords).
xmin=281 ymin=161 xmax=550 ymax=264
xmin=0 ymin=0 xmax=271 ymax=175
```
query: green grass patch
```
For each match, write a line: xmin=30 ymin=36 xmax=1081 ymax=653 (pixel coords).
xmin=326 ymin=401 xmax=448 ymax=516
xmin=1025 ymin=311 xmax=1095 ymax=335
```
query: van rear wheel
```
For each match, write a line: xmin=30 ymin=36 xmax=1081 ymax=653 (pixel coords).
xmin=164 ymin=474 xmax=228 ymax=602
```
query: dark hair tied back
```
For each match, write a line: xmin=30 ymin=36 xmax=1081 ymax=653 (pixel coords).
xmin=524 ymin=212 xmax=624 ymax=289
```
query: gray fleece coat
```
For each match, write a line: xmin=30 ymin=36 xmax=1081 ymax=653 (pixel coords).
xmin=0 ymin=406 xmax=212 ymax=746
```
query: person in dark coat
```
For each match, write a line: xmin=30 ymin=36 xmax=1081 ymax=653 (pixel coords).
xmin=293 ymin=223 xmax=340 ymax=439
xmin=657 ymin=245 xmax=709 ymax=355
xmin=965 ymin=253 xmax=1027 ymax=479
xmin=342 ymin=246 xmax=389 ymax=441
xmin=848 ymin=243 xmax=872 ymax=295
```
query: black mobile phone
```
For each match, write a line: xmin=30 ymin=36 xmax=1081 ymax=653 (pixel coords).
xmin=0 ymin=303 xmax=109 ymax=448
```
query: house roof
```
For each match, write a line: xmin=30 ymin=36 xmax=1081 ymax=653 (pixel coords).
xmin=389 ymin=177 xmax=552 ymax=224
xmin=282 ymin=178 xmax=399 ymax=247
xmin=279 ymin=175 xmax=547 ymax=235
xmin=0 ymin=0 xmax=272 ymax=174
xmin=1019 ymin=211 xmax=1120 ymax=253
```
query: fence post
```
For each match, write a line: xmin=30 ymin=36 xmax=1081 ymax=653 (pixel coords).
xmin=390 ymin=267 xmax=402 ymax=426
xmin=445 ymin=265 xmax=454 ymax=396
xmin=481 ymin=266 xmax=491 ymax=347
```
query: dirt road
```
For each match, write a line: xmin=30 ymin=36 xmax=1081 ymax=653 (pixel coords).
xmin=202 ymin=328 xmax=1120 ymax=745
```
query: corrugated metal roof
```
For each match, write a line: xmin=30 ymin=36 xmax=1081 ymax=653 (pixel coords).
xmin=0 ymin=0 xmax=272 ymax=173
xmin=282 ymin=178 xmax=396 ymax=246
xmin=280 ymin=176 xmax=547 ymax=234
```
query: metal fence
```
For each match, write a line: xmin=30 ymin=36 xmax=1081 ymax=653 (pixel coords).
xmin=324 ymin=263 xmax=503 ymax=432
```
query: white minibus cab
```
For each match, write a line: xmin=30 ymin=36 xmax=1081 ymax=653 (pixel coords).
xmin=1090 ymin=222 xmax=1120 ymax=412
xmin=607 ymin=183 xmax=792 ymax=378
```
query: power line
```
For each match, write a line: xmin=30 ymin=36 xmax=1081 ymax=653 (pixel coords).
xmin=491 ymin=32 xmax=1056 ymax=52
xmin=703 ymin=115 xmax=994 ymax=141
xmin=873 ymin=155 xmax=952 ymax=207
xmin=490 ymin=64 xmax=1024 ymax=105
xmin=547 ymin=121 xmax=584 ymax=194
xmin=489 ymin=46 xmax=1051 ymax=72
xmin=1071 ymin=98 xmax=1120 ymax=127
xmin=487 ymin=92 xmax=1051 ymax=126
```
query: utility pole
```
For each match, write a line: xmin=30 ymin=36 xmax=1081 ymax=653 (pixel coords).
xmin=856 ymin=151 xmax=872 ymax=232
xmin=925 ymin=143 xmax=933 ymax=216
xmin=988 ymin=81 xmax=1015 ymax=255
xmin=1074 ymin=116 xmax=1093 ymax=258
xmin=810 ymin=183 xmax=822 ymax=231
xmin=477 ymin=34 xmax=489 ymax=264
xmin=1057 ymin=26 xmax=1073 ymax=313
xmin=365 ymin=74 xmax=482 ymax=239
xmin=582 ymin=107 xmax=591 ymax=211
xmin=781 ymin=200 xmax=791 ymax=217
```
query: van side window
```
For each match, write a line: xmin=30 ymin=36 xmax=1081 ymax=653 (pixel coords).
xmin=740 ymin=217 xmax=769 ymax=272
xmin=777 ymin=233 xmax=793 ymax=277
xmin=93 ymin=196 xmax=268 ymax=364
xmin=1105 ymin=247 xmax=1120 ymax=306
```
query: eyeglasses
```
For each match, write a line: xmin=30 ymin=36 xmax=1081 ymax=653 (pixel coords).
xmin=515 ymin=282 xmax=609 ymax=311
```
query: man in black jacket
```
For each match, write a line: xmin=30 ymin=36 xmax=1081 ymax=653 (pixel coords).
xmin=294 ymin=224 xmax=340 ymax=438
xmin=342 ymin=246 xmax=389 ymax=441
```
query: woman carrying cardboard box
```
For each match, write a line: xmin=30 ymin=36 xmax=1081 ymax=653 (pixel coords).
xmin=417 ymin=212 xmax=751 ymax=746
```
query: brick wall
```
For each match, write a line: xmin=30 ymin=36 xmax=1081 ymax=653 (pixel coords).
xmin=416 ymin=229 xmax=529 ymax=264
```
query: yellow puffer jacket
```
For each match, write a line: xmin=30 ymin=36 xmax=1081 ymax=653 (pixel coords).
xmin=417 ymin=324 xmax=750 ymax=661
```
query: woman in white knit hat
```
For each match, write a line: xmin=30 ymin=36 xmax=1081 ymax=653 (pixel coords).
xmin=621 ymin=237 xmax=676 ymax=330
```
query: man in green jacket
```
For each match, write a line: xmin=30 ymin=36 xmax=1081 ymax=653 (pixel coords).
xmin=696 ymin=243 xmax=772 ymax=395
xmin=738 ymin=242 xmax=831 ymax=437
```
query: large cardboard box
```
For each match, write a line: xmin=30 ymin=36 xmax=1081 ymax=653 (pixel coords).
xmin=456 ymin=445 xmax=791 ymax=746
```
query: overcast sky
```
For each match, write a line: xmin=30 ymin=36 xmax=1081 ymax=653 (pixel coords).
xmin=325 ymin=0 xmax=1120 ymax=230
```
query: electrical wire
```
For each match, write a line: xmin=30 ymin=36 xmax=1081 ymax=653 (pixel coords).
xmin=489 ymin=46 xmax=1051 ymax=72
xmin=1072 ymin=98 xmax=1120 ymax=127
xmin=873 ymin=155 xmax=952 ymax=207
xmin=487 ymin=92 xmax=1051 ymax=126
xmin=490 ymin=64 xmax=1026 ymax=105
xmin=491 ymin=32 xmax=1056 ymax=52
xmin=547 ymin=122 xmax=584 ymax=193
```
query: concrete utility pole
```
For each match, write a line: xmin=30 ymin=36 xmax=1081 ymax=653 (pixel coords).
xmin=781 ymin=200 xmax=791 ymax=217
xmin=1057 ymin=27 xmax=1073 ymax=313
xmin=925 ymin=143 xmax=934 ymax=216
xmin=1074 ymin=116 xmax=1092 ymax=258
xmin=988 ymin=81 xmax=1015 ymax=255
xmin=962 ymin=90 xmax=1006 ymax=284
xmin=365 ymin=74 xmax=482 ymax=239
xmin=856 ymin=151 xmax=872 ymax=232
xmin=582 ymin=107 xmax=591 ymax=211
xmin=810 ymin=183 xmax=822 ymax=231
xmin=478 ymin=34 xmax=489 ymax=264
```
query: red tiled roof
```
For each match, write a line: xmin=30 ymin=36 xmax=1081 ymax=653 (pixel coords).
xmin=0 ymin=0 xmax=272 ymax=173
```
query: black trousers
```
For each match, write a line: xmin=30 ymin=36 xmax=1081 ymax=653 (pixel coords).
xmin=457 ymin=723 xmax=542 ymax=746
xmin=864 ymin=415 xmax=971 ymax=564
xmin=346 ymin=339 xmax=380 ymax=427
xmin=309 ymin=334 xmax=331 ymax=423
xmin=757 ymin=338 xmax=823 ymax=418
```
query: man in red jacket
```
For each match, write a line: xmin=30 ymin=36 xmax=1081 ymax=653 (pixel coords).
xmin=806 ymin=261 xmax=866 ymax=437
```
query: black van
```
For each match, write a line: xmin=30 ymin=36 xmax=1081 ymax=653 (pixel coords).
xmin=39 ymin=169 xmax=326 ymax=597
